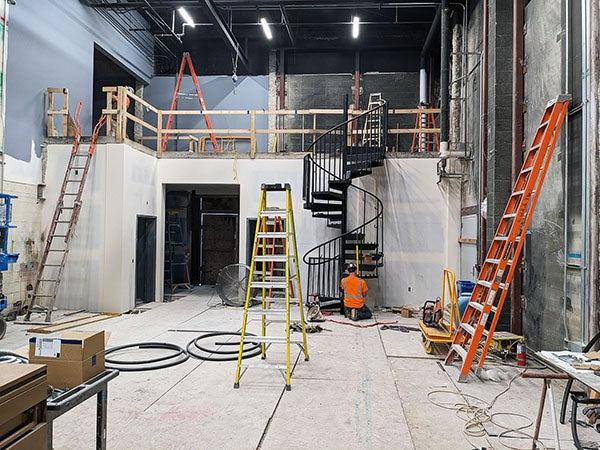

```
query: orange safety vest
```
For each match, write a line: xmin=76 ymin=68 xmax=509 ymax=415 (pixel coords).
xmin=340 ymin=273 xmax=368 ymax=309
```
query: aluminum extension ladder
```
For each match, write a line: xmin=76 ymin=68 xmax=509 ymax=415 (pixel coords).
xmin=233 ymin=183 xmax=310 ymax=390
xmin=445 ymin=95 xmax=570 ymax=382
xmin=362 ymin=93 xmax=384 ymax=146
xmin=24 ymin=105 xmax=107 ymax=323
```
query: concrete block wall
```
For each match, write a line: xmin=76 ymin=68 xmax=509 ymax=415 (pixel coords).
xmin=1 ymin=181 xmax=42 ymax=307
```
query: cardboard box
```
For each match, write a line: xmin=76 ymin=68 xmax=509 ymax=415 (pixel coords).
xmin=29 ymin=330 xmax=105 ymax=389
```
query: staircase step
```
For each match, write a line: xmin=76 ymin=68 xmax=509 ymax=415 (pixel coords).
xmin=327 ymin=222 xmax=343 ymax=229
xmin=344 ymin=242 xmax=378 ymax=251
xmin=329 ymin=179 xmax=351 ymax=190
xmin=345 ymin=232 xmax=365 ymax=241
xmin=349 ymin=169 xmax=372 ymax=178
xmin=313 ymin=213 xmax=343 ymax=221
xmin=308 ymin=203 xmax=344 ymax=213
xmin=312 ymin=191 xmax=343 ymax=201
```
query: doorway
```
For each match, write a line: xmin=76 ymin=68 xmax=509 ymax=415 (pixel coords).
xmin=135 ymin=216 xmax=156 ymax=305
xmin=164 ymin=184 xmax=240 ymax=291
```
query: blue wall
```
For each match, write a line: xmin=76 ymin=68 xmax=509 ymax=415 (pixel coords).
xmin=144 ymin=75 xmax=269 ymax=152
xmin=5 ymin=0 xmax=154 ymax=163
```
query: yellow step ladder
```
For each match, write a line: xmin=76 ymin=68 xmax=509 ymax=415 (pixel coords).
xmin=234 ymin=183 xmax=309 ymax=391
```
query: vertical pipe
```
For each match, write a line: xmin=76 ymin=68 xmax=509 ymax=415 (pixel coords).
xmin=511 ymin=0 xmax=524 ymax=335
xmin=479 ymin=0 xmax=490 ymax=266
xmin=439 ymin=0 xmax=451 ymax=156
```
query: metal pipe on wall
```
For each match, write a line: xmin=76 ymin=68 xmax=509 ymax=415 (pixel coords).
xmin=478 ymin=0 xmax=489 ymax=266
xmin=439 ymin=0 xmax=450 ymax=157
xmin=510 ymin=0 xmax=524 ymax=335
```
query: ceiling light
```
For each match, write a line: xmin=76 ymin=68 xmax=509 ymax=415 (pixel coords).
xmin=352 ymin=16 xmax=360 ymax=39
xmin=260 ymin=18 xmax=273 ymax=40
xmin=178 ymin=7 xmax=195 ymax=28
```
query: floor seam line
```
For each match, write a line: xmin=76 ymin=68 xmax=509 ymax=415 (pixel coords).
xmin=375 ymin=315 xmax=418 ymax=450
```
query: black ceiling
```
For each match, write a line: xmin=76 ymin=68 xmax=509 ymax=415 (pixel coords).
xmin=84 ymin=0 xmax=445 ymax=75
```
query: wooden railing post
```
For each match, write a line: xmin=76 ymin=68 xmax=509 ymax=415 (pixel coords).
xmin=157 ymin=111 xmax=163 ymax=158
xmin=250 ymin=110 xmax=257 ymax=158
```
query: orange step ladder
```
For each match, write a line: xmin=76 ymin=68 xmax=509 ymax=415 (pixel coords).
xmin=445 ymin=95 xmax=570 ymax=382
xmin=161 ymin=52 xmax=220 ymax=153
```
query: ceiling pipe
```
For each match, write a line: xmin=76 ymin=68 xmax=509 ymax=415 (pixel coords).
xmin=511 ymin=0 xmax=524 ymax=335
xmin=202 ymin=0 xmax=250 ymax=70
xmin=419 ymin=6 xmax=441 ymax=104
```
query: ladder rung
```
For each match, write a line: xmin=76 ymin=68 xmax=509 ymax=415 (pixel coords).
xmin=540 ymin=119 xmax=550 ymax=128
xmin=246 ymin=308 xmax=287 ymax=315
xmin=48 ymin=249 xmax=66 ymax=252
xmin=252 ymin=296 xmax=299 ymax=303
xmin=39 ymin=279 xmax=58 ymax=282
xmin=257 ymin=232 xmax=287 ymax=238
xmin=460 ymin=323 xmax=488 ymax=337
xmin=50 ymin=234 xmax=67 ymax=238
xmin=260 ymin=209 xmax=287 ymax=217
xmin=63 ymin=193 xmax=79 ymax=196
xmin=70 ymin=166 xmax=86 ymax=170
xmin=244 ymin=336 xmax=302 ymax=344
xmin=521 ymin=166 xmax=534 ymax=174
xmin=485 ymin=258 xmax=513 ymax=266
xmin=494 ymin=236 xmax=520 ymax=242
xmin=42 ymin=264 xmax=62 ymax=267
xmin=66 ymin=179 xmax=82 ymax=182
xmin=74 ymin=153 xmax=90 ymax=156
xmin=250 ymin=282 xmax=287 ymax=289
xmin=469 ymin=301 xmax=497 ymax=314
xmin=254 ymin=255 xmax=292 ymax=262
xmin=60 ymin=207 xmax=75 ymax=210
xmin=503 ymin=213 xmax=517 ymax=219
xmin=56 ymin=220 xmax=71 ymax=223
xmin=451 ymin=344 xmax=467 ymax=360
xmin=477 ymin=280 xmax=506 ymax=290
xmin=253 ymin=275 xmax=296 ymax=282
xmin=242 ymin=362 xmax=288 ymax=370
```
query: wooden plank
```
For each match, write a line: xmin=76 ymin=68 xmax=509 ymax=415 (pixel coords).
xmin=250 ymin=110 xmax=257 ymax=158
xmin=125 ymin=112 xmax=157 ymax=133
xmin=27 ymin=313 xmax=119 ymax=334
xmin=125 ymin=89 xmax=159 ymax=114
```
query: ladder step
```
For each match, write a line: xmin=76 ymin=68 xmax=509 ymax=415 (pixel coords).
xmin=254 ymin=255 xmax=292 ymax=262
xmin=468 ymin=301 xmax=497 ymax=314
xmin=66 ymin=179 xmax=82 ymax=182
xmin=33 ymin=294 xmax=55 ymax=298
xmin=260 ymin=209 xmax=287 ymax=217
xmin=63 ymin=193 xmax=79 ymax=196
xmin=70 ymin=166 xmax=86 ymax=170
xmin=477 ymin=279 xmax=506 ymax=290
xmin=257 ymin=232 xmax=287 ymax=238
xmin=485 ymin=258 xmax=513 ymax=265
xmin=512 ymin=189 xmax=535 ymax=197
xmin=246 ymin=308 xmax=287 ymax=315
xmin=48 ymin=249 xmax=67 ymax=252
xmin=39 ymin=279 xmax=58 ymax=282
xmin=242 ymin=362 xmax=288 ymax=370
xmin=253 ymin=275 xmax=296 ymax=282
xmin=494 ymin=236 xmax=520 ymax=242
xmin=42 ymin=264 xmax=62 ymax=267
xmin=50 ymin=234 xmax=67 ymax=238
xmin=451 ymin=344 xmax=467 ymax=360
xmin=503 ymin=213 xmax=517 ymax=219
xmin=250 ymin=282 xmax=287 ymax=289
xmin=60 ymin=207 xmax=75 ymax=210
xmin=252 ymin=296 xmax=299 ymax=303
xmin=460 ymin=323 xmax=488 ymax=337
xmin=244 ymin=336 xmax=303 ymax=344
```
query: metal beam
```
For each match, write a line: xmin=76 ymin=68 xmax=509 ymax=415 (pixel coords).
xmin=203 ymin=0 xmax=250 ymax=70
xmin=279 ymin=5 xmax=295 ymax=47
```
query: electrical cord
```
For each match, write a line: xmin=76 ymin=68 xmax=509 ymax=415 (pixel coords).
xmin=186 ymin=332 xmax=262 ymax=362
xmin=427 ymin=370 xmax=547 ymax=449
xmin=0 ymin=350 xmax=28 ymax=364
xmin=105 ymin=342 xmax=189 ymax=372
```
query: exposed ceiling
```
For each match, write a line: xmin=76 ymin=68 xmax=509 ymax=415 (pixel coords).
xmin=83 ymin=1 xmax=444 ymax=75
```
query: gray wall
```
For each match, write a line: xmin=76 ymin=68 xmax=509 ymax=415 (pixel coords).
xmin=144 ymin=75 xmax=269 ymax=152
xmin=5 ymin=0 xmax=153 ymax=166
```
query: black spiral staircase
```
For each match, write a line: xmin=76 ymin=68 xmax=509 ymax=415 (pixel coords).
xmin=302 ymin=98 xmax=388 ymax=308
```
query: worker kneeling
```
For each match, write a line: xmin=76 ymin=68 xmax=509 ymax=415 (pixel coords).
xmin=341 ymin=263 xmax=372 ymax=321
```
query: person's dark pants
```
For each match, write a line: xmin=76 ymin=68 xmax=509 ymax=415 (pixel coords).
xmin=347 ymin=305 xmax=372 ymax=321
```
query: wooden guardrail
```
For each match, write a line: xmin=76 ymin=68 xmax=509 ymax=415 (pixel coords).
xmin=101 ymin=86 xmax=440 ymax=158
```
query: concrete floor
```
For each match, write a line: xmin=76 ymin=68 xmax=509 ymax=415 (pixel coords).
xmin=2 ymin=287 xmax=595 ymax=449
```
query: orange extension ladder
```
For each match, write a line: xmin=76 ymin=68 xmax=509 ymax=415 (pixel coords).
xmin=161 ymin=52 xmax=220 ymax=153
xmin=445 ymin=95 xmax=570 ymax=382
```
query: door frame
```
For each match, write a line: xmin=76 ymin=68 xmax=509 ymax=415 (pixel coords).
xmin=135 ymin=214 xmax=157 ymax=306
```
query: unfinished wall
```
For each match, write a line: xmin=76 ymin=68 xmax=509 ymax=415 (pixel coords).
xmin=43 ymin=142 xmax=158 ymax=313
xmin=521 ymin=0 xmax=566 ymax=350
xmin=372 ymin=157 xmax=461 ymax=308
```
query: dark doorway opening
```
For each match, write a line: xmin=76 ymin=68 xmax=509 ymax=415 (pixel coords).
xmin=165 ymin=184 xmax=240 ymax=293
xmin=92 ymin=45 xmax=138 ymax=135
xmin=136 ymin=216 xmax=156 ymax=305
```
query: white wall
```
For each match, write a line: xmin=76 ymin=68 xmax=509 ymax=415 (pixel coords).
xmin=44 ymin=143 xmax=460 ymax=312
xmin=374 ymin=158 xmax=461 ymax=307
xmin=43 ymin=142 xmax=157 ymax=313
